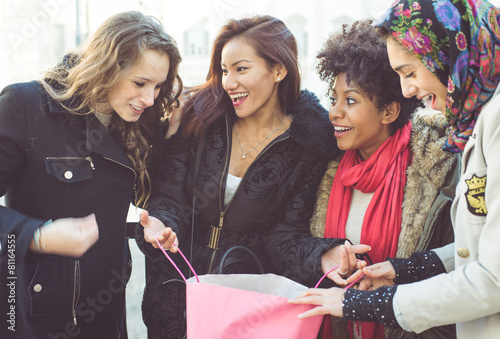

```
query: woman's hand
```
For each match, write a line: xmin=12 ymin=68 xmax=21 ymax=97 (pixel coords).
xmin=321 ymin=240 xmax=371 ymax=285
xmin=31 ymin=214 xmax=99 ymax=257
xmin=358 ymin=261 xmax=396 ymax=290
xmin=288 ymin=287 xmax=346 ymax=318
xmin=165 ymin=82 xmax=190 ymax=139
xmin=139 ymin=210 xmax=178 ymax=253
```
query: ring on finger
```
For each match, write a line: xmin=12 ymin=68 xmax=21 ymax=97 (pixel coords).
xmin=338 ymin=268 xmax=348 ymax=276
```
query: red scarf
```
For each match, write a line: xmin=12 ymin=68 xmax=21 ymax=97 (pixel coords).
xmin=322 ymin=121 xmax=412 ymax=339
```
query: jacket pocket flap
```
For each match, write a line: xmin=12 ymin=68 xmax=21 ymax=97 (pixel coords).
xmin=45 ymin=157 xmax=93 ymax=183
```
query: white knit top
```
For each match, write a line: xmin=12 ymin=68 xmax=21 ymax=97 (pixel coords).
xmin=345 ymin=189 xmax=375 ymax=245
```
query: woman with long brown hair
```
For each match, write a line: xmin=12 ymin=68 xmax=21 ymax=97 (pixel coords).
xmin=0 ymin=11 xmax=181 ymax=338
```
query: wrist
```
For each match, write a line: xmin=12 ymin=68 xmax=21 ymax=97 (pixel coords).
xmin=31 ymin=220 xmax=51 ymax=254
xmin=165 ymin=119 xmax=180 ymax=139
xmin=343 ymin=286 xmax=400 ymax=328
xmin=389 ymin=251 xmax=446 ymax=284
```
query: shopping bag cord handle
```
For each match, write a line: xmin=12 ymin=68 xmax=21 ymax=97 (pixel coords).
xmin=156 ymin=233 xmax=200 ymax=283
xmin=156 ymin=233 xmax=363 ymax=288
xmin=315 ymin=261 xmax=365 ymax=289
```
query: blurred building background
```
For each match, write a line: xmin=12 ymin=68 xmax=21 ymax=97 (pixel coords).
xmin=0 ymin=0 xmax=406 ymax=107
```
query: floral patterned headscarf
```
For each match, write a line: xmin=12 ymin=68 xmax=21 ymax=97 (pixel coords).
xmin=375 ymin=0 xmax=500 ymax=152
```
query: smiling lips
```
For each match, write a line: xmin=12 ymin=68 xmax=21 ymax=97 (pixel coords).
xmin=130 ymin=104 xmax=145 ymax=114
xmin=420 ymin=94 xmax=438 ymax=110
xmin=229 ymin=92 xmax=249 ymax=106
xmin=333 ymin=124 xmax=352 ymax=137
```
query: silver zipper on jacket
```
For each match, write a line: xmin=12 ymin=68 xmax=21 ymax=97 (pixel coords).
xmin=72 ymin=260 xmax=81 ymax=325
xmin=45 ymin=156 xmax=95 ymax=170
xmin=207 ymin=114 xmax=289 ymax=273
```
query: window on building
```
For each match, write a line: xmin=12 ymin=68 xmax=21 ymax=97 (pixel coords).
xmin=184 ymin=27 xmax=209 ymax=56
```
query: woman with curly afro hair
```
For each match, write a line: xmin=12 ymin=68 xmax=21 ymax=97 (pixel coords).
xmin=303 ymin=20 xmax=460 ymax=339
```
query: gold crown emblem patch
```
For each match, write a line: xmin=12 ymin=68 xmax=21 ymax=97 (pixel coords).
xmin=465 ymin=174 xmax=487 ymax=216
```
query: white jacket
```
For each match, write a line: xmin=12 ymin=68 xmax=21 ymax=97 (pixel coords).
xmin=393 ymin=85 xmax=500 ymax=339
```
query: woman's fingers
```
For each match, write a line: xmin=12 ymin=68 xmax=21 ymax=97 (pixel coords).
xmin=352 ymin=243 xmax=371 ymax=254
xmin=139 ymin=210 xmax=151 ymax=228
xmin=338 ymin=244 xmax=349 ymax=276
xmin=288 ymin=288 xmax=345 ymax=318
xmin=158 ymin=228 xmax=178 ymax=252
xmin=358 ymin=276 xmax=374 ymax=291
xmin=361 ymin=261 xmax=396 ymax=288
xmin=321 ymin=242 xmax=372 ymax=285
xmin=363 ymin=261 xmax=396 ymax=279
xmin=140 ymin=210 xmax=174 ymax=249
xmin=345 ymin=264 xmax=365 ymax=285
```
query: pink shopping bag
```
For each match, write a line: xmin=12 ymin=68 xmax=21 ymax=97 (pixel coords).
xmin=157 ymin=240 xmax=329 ymax=339
xmin=186 ymin=273 xmax=321 ymax=338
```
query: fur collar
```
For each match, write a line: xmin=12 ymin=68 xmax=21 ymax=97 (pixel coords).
xmin=397 ymin=111 xmax=457 ymax=257
xmin=309 ymin=109 xmax=457 ymax=257
xmin=288 ymin=90 xmax=339 ymax=160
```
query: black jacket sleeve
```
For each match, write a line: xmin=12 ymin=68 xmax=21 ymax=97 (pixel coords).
xmin=261 ymin=154 xmax=344 ymax=287
xmin=135 ymin=131 xmax=195 ymax=262
xmin=0 ymin=84 xmax=46 ymax=265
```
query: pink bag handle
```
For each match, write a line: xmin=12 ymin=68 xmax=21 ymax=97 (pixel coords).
xmin=315 ymin=261 xmax=365 ymax=289
xmin=156 ymin=233 xmax=363 ymax=288
xmin=156 ymin=233 xmax=199 ymax=283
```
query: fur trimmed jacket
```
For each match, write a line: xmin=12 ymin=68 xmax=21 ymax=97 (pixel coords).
xmin=135 ymin=90 xmax=344 ymax=338
xmin=309 ymin=110 xmax=460 ymax=339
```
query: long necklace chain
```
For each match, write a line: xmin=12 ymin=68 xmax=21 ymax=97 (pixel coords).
xmin=234 ymin=115 xmax=287 ymax=159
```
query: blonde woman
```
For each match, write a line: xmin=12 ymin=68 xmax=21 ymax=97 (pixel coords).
xmin=0 ymin=11 xmax=181 ymax=338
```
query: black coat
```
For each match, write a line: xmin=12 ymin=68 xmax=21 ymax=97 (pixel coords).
xmin=0 ymin=81 xmax=135 ymax=338
xmin=136 ymin=90 xmax=344 ymax=338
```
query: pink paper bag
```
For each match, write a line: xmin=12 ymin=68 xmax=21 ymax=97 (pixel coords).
xmin=186 ymin=274 xmax=323 ymax=338
xmin=156 ymin=241 xmax=324 ymax=339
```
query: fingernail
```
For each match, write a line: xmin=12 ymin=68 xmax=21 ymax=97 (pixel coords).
xmin=367 ymin=246 xmax=372 ymax=251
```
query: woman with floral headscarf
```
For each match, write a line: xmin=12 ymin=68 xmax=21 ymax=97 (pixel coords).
xmin=290 ymin=0 xmax=500 ymax=338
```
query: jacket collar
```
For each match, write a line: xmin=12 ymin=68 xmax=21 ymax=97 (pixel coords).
xmin=45 ymin=94 xmax=133 ymax=169
xmin=85 ymin=116 xmax=133 ymax=169
xmin=287 ymin=90 xmax=339 ymax=160
xmin=396 ymin=110 xmax=458 ymax=257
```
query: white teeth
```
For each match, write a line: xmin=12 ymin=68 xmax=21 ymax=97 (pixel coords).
xmin=422 ymin=94 xmax=434 ymax=107
xmin=334 ymin=126 xmax=352 ymax=132
xmin=131 ymin=104 xmax=142 ymax=111
xmin=229 ymin=93 xmax=249 ymax=101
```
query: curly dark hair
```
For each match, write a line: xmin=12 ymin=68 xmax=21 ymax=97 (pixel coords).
xmin=317 ymin=20 xmax=422 ymax=132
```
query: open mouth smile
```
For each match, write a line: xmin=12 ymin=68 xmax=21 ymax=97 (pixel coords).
xmin=229 ymin=93 xmax=249 ymax=106
xmin=130 ymin=104 xmax=145 ymax=114
xmin=333 ymin=124 xmax=353 ymax=137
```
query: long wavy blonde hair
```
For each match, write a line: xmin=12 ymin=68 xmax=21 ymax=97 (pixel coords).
xmin=40 ymin=11 xmax=182 ymax=207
